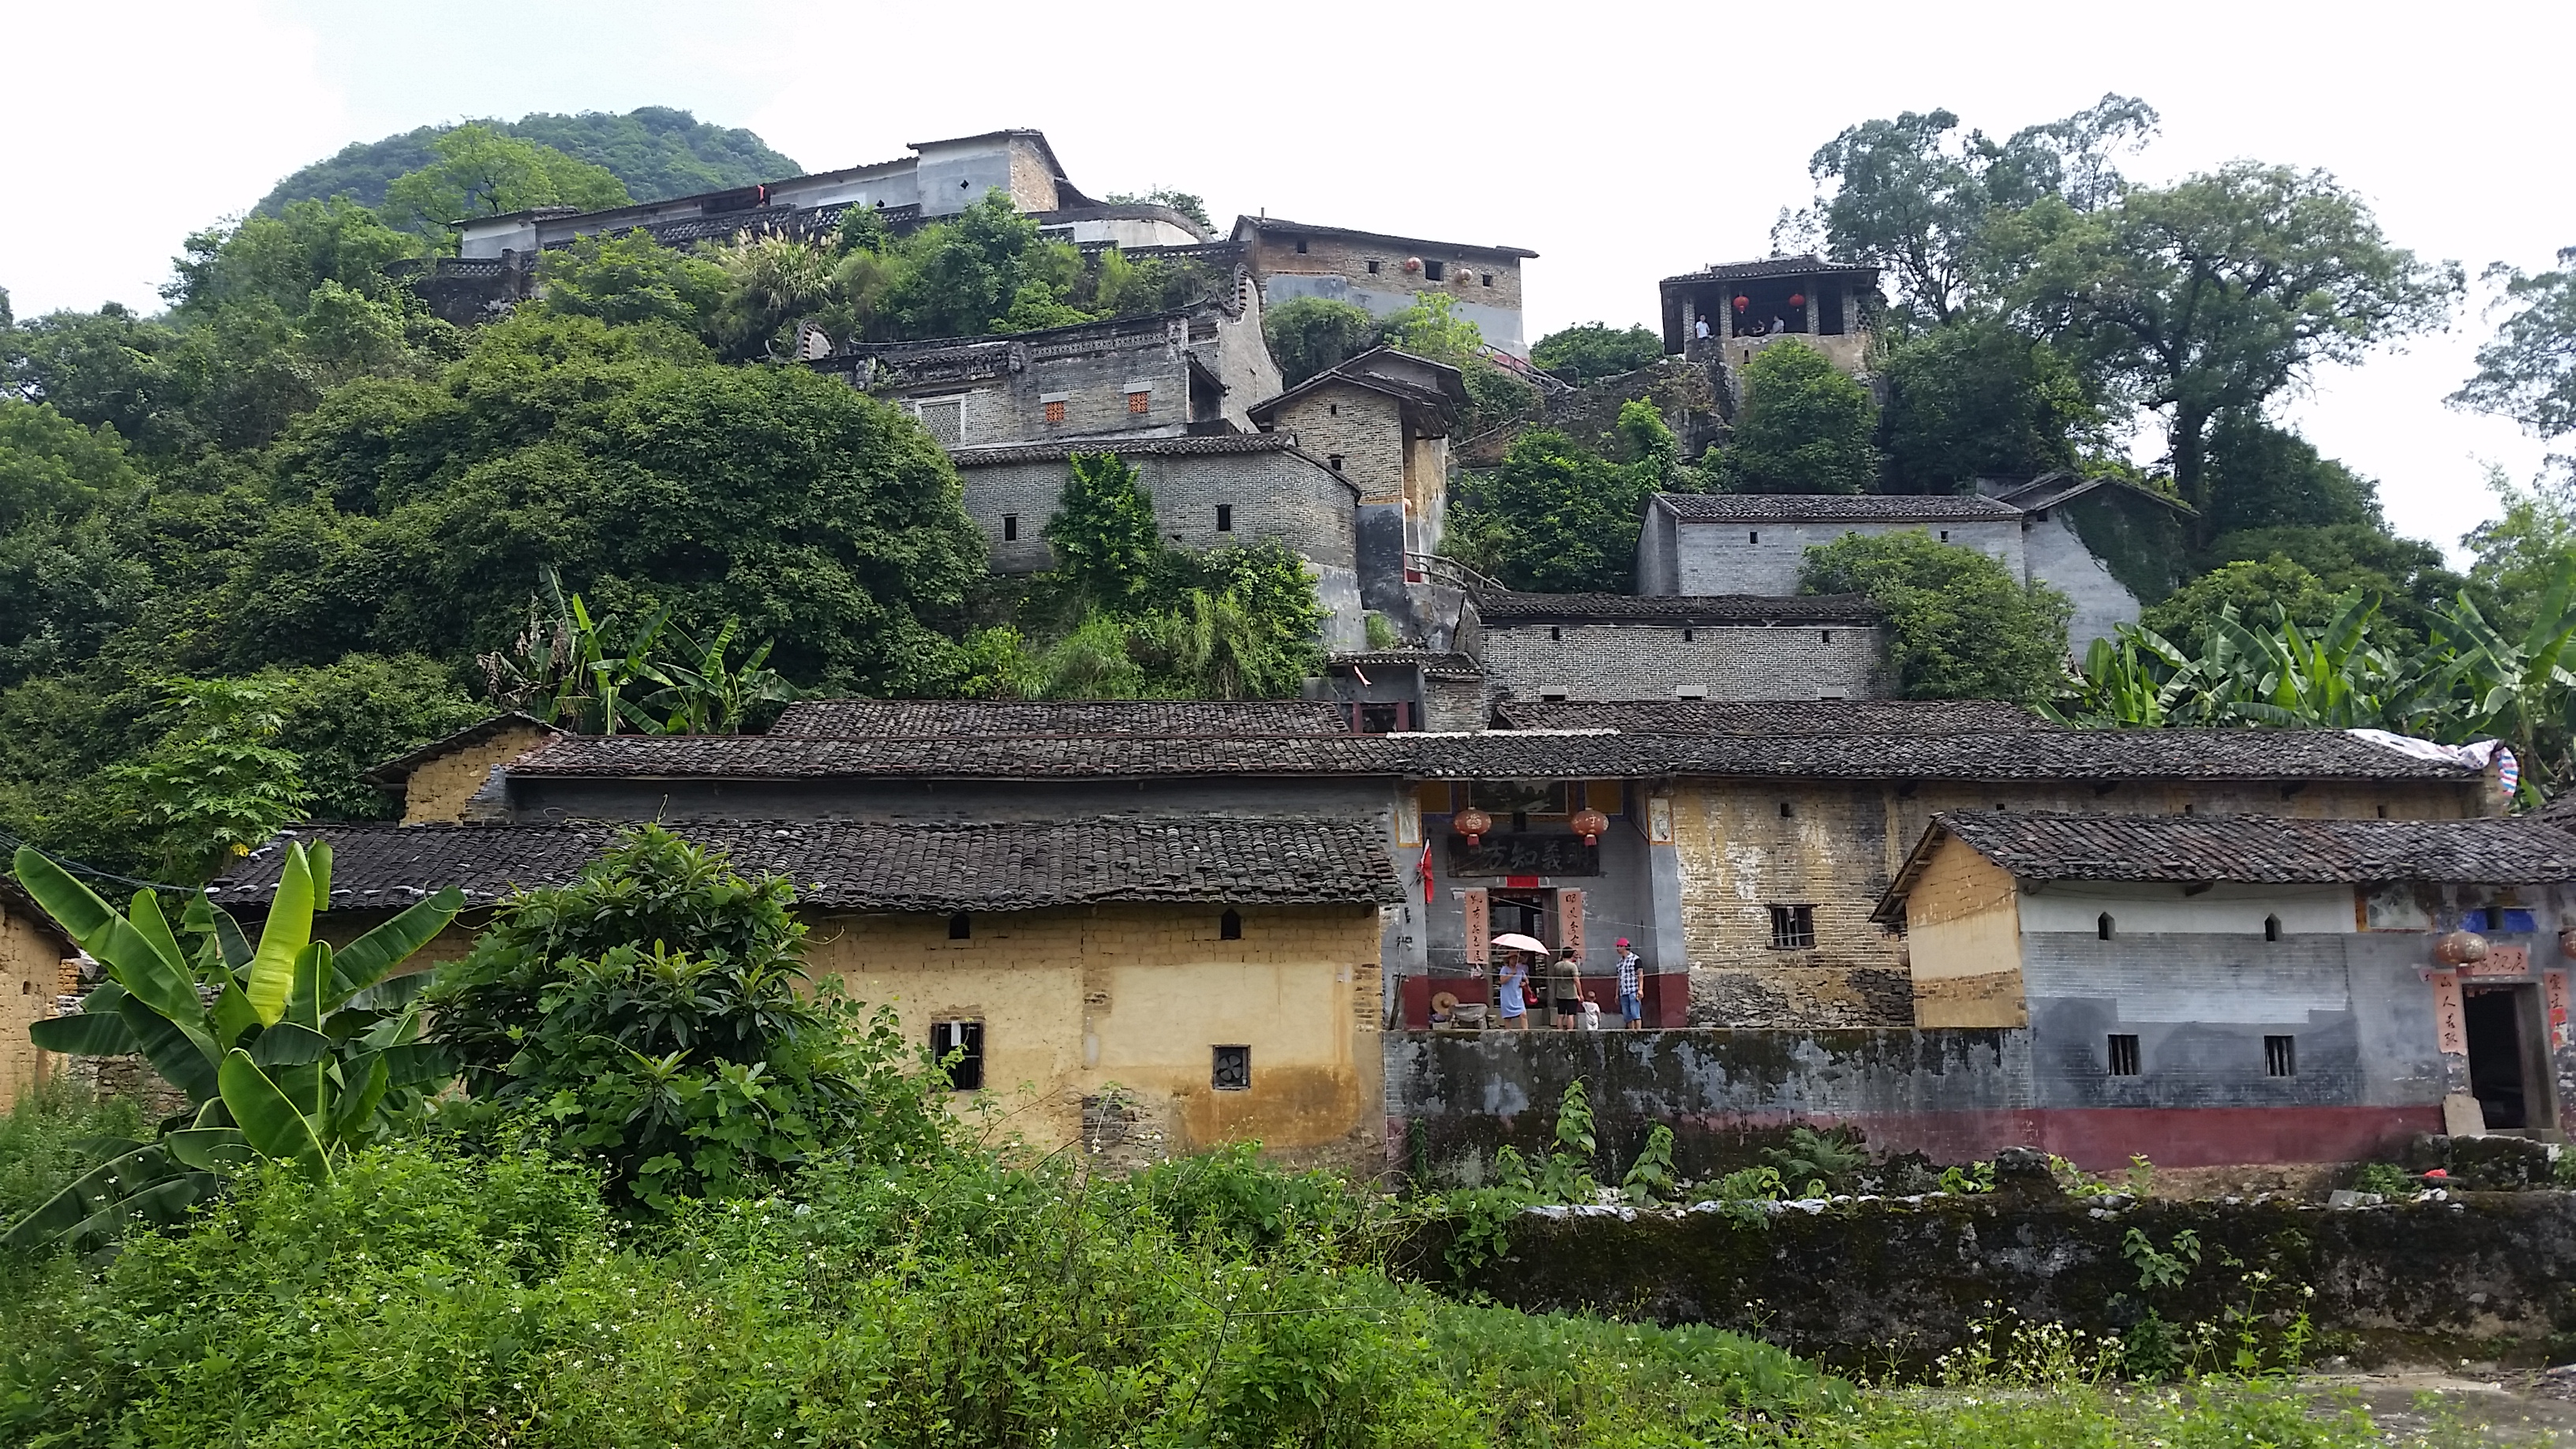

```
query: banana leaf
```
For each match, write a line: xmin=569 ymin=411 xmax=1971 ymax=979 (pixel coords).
xmin=247 ymin=1021 xmax=331 ymax=1069
xmin=13 ymin=851 xmax=219 ymax=1069
xmin=242 ymin=844 xmax=316 ymax=1027
xmin=113 ymin=992 xmax=220 ymax=1105
xmin=164 ymin=1127 xmax=256 ymax=1173
xmin=0 ymin=1143 xmax=196 ymax=1252
xmin=219 ymin=1050 xmax=330 ymax=1176
xmin=326 ymin=889 xmax=463 ymax=1008
xmin=28 ymin=1008 xmax=140 ymax=1057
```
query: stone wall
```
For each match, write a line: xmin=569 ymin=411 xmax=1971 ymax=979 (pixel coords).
xmin=1406 ymin=1185 xmax=2576 ymax=1367
xmin=1665 ymin=777 xmax=2483 ymax=1028
xmin=2023 ymin=508 xmax=2144 ymax=650
xmin=1479 ymin=622 xmax=1889 ymax=702
xmin=1270 ymin=386 xmax=1403 ymax=502
xmin=806 ymin=901 xmax=1385 ymax=1164
xmin=0 ymin=903 xmax=69 ymax=1110
xmin=400 ymin=721 xmax=559 ymax=826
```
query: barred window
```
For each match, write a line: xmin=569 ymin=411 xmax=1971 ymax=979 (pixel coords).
xmin=1769 ymin=904 xmax=1815 ymax=950
xmin=1126 ymin=390 xmax=1151 ymax=415
xmin=2107 ymin=1034 xmax=2140 ymax=1076
xmin=2264 ymin=1035 xmax=2297 ymax=1077
xmin=932 ymin=1020 xmax=984 ymax=1091
xmin=1043 ymin=399 xmax=1065 ymax=424
xmin=914 ymin=397 xmax=964 ymax=447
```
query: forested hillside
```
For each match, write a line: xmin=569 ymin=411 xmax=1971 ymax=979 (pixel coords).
xmin=256 ymin=106 xmax=799 ymax=216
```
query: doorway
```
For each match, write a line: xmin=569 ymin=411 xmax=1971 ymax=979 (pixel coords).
xmin=1491 ymin=891 xmax=1554 ymax=949
xmin=2462 ymin=984 xmax=2556 ymax=1131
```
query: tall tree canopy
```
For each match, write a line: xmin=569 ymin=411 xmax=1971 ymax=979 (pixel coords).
xmin=1876 ymin=318 xmax=2102 ymax=492
xmin=2453 ymin=248 xmax=2576 ymax=442
xmin=1443 ymin=402 xmax=1678 ymax=593
xmin=1792 ymin=95 xmax=2159 ymax=324
xmin=382 ymin=125 xmax=632 ymax=240
xmin=259 ymin=107 xmax=798 ymax=216
xmin=2014 ymin=163 xmax=2460 ymax=524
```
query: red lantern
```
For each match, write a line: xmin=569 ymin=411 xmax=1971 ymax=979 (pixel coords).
xmin=1788 ymin=292 xmax=1806 ymax=307
xmin=1403 ymin=256 xmax=1423 ymax=274
xmin=1452 ymin=807 xmax=1493 ymax=847
xmin=2435 ymin=930 xmax=2492 ymax=966
xmin=1732 ymin=294 xmax=1749 ymax=312
xmin=1571 ymin=808 xmax=1610 ymax=846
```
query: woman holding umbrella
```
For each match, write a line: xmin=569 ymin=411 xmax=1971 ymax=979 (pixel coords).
xmin=1490 ymin=931 xmax=1548 ymax=1032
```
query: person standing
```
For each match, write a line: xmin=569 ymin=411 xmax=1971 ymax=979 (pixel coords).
xmin=1614 ymin=938 xmax=1643 ymax=1029
xmin=1496 ymin=952 xmax=1531 ymax=1031
xmin=1548 ymin=945 xmax=1585 ymax=1030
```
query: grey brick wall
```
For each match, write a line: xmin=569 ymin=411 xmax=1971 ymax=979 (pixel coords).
xmin=1480 ymin=622 xmax=1889 ymax=702
xmin=2024 ymin=510 xmax=2142 ymax=650
xmin=1672 ymin=519 xmax=2025 ymax=596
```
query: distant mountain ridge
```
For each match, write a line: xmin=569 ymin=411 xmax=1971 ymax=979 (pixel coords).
xmin=256 ymin=106 xmax=802 ymax=216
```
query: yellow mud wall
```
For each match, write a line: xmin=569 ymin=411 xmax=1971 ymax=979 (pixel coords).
xmin=1901 ymin=837 xmax=2027 ymax=1028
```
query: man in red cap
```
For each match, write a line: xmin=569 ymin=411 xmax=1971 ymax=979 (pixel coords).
xmin=1614 ymin=938 xmax=1642 ymax=1028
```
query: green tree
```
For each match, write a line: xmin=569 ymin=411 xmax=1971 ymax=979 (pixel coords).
xmin=2198 ymin=522 xmax=2464 ymax=643
xmin=110 ymin=678 xmax=316 ymax=882
xmin=2140 ymin=556 xmax=2339 ymax=642
xmin=381 ymin=124 xmax=631 ymax=241
xmin=2196 ymin=411 xmax=2383 ymax=534
xmin=1792 ymin=95 xmax=2159 ymax=323
xmin=1044 ymin=451 xmax=1163 ymax=608
xmin=1532 ymin=322 xmax=1664 ymax=384
xmin=537 ymin=231 xmax=730 ymax=332
xmin=0 ymin=398 xmax=141 ymax=530
xmin=881 ymin=193 xmax=1084 ymax=341
xmin=2453 ymin=248 xmax=2576 ymax=440
xmin=1378 ymin=292 xmax=1483 ymax=369
xmin=258 ymin=107 xmax=799 ymax=215
xmin=1263 ymin=297 xmax=1380 ymax=387
xmin=1799 ymin=531 xmax=2072 ymax=701
xmin=1444 ymin=404 xmax=1672 ymax=593
xmin=1877 ymin=319 xmax=2101 ymax=492
xmin=2016 ymin=163 xmax=2461 ymax=527
xmin=1718 ymin=341 xmax=1878 ymax=493
xmin=166 ymin=200 xmax=417 ymax=322
xmin=425 ymin=826 xmax=949 ymax=1209
xmin=2462 ymin=466 xmax=2576 ymax=638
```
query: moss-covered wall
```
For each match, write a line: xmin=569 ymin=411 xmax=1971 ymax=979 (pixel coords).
xmin=1407 ymin=1185 xmax=2576 ymax=1368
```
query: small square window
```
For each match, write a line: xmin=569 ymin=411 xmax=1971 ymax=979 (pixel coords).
xmin=1481 ymin=272 xmax=1494 ymax=286
xmin=1294 ymin=237 xmax=1309 ymax=254
xmin=1215 ymin=504 xmax=1233 ymax=532
xmin=2107 ymin=1034 xmax=2140 ymax=1076
xmin=1682 ymin=628 xmax=1694 ymax=642
xmin=2264 ymin=1035 xmax=2296 ymax=1077
xmin=1002 ymin=514 xmax=1018 ymax=541
xmin=1127 ymin=390 xmax=1151 ymax=415
xmin=1044 ymin=399 xmax=1066 ymax=424
xmin=1425 ymin=260 xmax=1445 ymax=281
xmin=1328 ymin=402 xmax=1338 ymax=416
xmin=1219 ymin=908 xmax=1242 ymax=940
xmin=1748 ymin=530 xmax=1759 ymax=544
xmin=1548 ymin=626 xmax=1560 ymax=641
xmin=1939 ymin=530 xmax=1951 ymax=542
xmin=1821 ymin=630 xmax=1834 ymax=644
xmin=1212 ymin=1044 xmax=1251 ymax=1091
xmin=1366 ymin=259 xmax=1382 ymax=275
xmin=1769 ymin=904 xmax=1815 ymax=949
xmin=933 ymin=1020 xmax=985 ymax=1091
xmin=1778 ymin=801 xmax=1794 ymax=818
xmin=1327 ymin=453 xmax=1344 ymax=471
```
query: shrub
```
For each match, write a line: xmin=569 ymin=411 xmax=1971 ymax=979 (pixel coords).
xmin=425 ymin=826 xmax=949 ymax=1209
xmin=1799 ymin=530 xmax=2073 ymax=701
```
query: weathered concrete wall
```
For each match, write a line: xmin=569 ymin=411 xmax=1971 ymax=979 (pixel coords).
xmin=1478 ymin=622 xmax=1888 ymax=702
xmin=955 ymin=447 xmax=1359 ymax=576
xmin=2025 ymin=509 xmax=2142 ymax=650
xmin=401 ymin=722 xmax=558 ymax=826
xmin=1664 ymin=777 xmax=2482 ymax=1028
xmin=1249 ymin=230 xmax=1526 ymax=354
xmin=1390 ymin=1028 xmax=2032 ymax=1179
xmin=1672 ymin=519 xmax=2024 ymax=597
xmin=808 ymin=901 xmax=1384 ymax=1164
xmin=1406 ymin=1189 xmax=2576 ymax=1367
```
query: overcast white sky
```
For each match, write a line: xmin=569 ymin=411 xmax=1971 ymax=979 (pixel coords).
xmin=5 ymin=0 xmax=2567 ymax=563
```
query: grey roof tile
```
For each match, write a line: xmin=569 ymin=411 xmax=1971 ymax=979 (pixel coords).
xmin=1918 ymin=810 xmax=2576 ymax=889
xmin=1475 ymin=592 xmax=1881 ymax=626
xmin=769 ymin=698 xmax=1357 ymax=738
xmin=1656 ymin=492 xmax=2025 ymax=522
xmin=1493 ymin=698 xmax=2048 ymax=735
xmin=207 ymin=818 xmax=1406 ymax=912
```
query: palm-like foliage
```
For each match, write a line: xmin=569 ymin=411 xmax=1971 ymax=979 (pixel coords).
xmin=5 ymin=842 xmax=461 ymax=1250
xmin=2051 ymin=567 xmax=2576 ymax=803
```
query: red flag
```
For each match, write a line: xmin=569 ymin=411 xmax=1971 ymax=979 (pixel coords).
xmin=1419 ymin=842 xmax=1433 ymax=904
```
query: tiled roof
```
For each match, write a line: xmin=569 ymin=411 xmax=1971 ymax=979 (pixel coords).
xmin=1234 ymin=215 xmax=1538 ymax=260
xmin=1660 ymin=255 xmax=1881 ymax=284
xmin=769 ymin=698 xmax=1357 ymax=738
xmin=1493 ymin=698 xmax=2048 ymax=735
xmin=1474 ymin=592 xmax=1881 ymax=626
xmin=502 ymin=726 xmax=2481 ymax=784
xmin=361 ymin=713 xmax=560 ymax=785
xmin=205 ymin=818 xmax=1406 ymax=913
xmin=1655 ymin=492 xmax=2025 ymax=523
xmin=949 ymin=433 xmax=1315 ymax=467
xmin=1876 ymin=810 xmax=2576 ymax=923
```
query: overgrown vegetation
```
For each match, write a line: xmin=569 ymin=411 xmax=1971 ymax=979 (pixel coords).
xmin=1801 ymin=531 xmax=2073 ymax=702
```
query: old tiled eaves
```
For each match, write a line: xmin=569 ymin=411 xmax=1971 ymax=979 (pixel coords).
xmin=207 ymin=818 xmax=1408 ymax=912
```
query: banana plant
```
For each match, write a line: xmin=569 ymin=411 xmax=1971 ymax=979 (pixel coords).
xmin=4 ymin=842 xmax=462 ymax=1251
xmin=638 ymin=617 xmax=796 ymax=734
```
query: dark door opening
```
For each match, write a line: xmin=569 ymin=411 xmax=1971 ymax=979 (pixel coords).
xmin=2462 ymin=985 xmax=2552 ymax=1130
xmin=1491 ymin=890 xmax=1553 ymax=947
